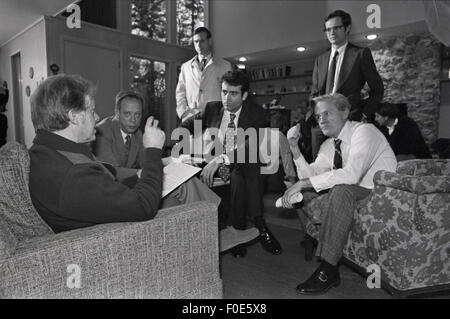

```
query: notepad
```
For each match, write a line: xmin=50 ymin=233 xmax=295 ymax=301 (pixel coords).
xmin=162 ymin=162 xmax=201 ymax=198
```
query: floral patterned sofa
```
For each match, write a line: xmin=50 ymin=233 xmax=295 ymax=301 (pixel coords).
xmin=306 ymin=159 xmax=450 ymax=298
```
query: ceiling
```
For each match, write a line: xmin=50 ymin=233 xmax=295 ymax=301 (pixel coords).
xmin=229 ymin=20 xmax=430 ymax=67
xmin=0 ymin=0 xmax=76 ymax=46
xmin=0 ymin=0 xmax=429 ymax=68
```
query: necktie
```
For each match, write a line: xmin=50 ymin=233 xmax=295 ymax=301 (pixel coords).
xmin=333 ymin=138 xmax=342 ymax=169
xmin=125 ymin=134 xmax=131 ymax=150
xmin=217 ymin=113 xmax=236 ymax=182
xmin=200 ymin=58 xmax=207 ymax=71
xmin=326 ymin=50 xmax=339 ymax=94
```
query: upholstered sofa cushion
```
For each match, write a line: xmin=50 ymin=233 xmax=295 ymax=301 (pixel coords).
xmin=0 ymin=142 xmax=53 ymax=241
xmin=0 ymin=217 xmax=17 ymax=261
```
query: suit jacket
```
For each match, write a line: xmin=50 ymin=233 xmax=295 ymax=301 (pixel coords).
xmin=311 ymin=43 xmax=384 ymax=119
xmin=92 ymin=116 xmax=144 ymax=180
xmin=179 ymin=100 xmax=268 ymax=169
xmin=379 ymin=116 xmax=431 ymax=159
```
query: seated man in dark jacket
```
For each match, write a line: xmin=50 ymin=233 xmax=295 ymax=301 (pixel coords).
xmin=29 ymin=74 xmax=165 ymax=233
xmin=375 ymin=102 xmax=431 ymax=161
xmin=92 ymin=90 xmax=220 ymax=208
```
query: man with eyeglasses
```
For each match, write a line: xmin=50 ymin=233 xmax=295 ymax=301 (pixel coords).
xmin=304 ymin=10 xmax=384 ymax=162
xmin=283 ymin=93 xmax=396 ymax=295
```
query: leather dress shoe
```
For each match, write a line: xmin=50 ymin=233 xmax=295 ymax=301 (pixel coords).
xmin=296 ymin=263 xmax=340 ymax=295
xmin=259 ymin=228 xmax=282 ymax=255
xmin=300 ymin=235 xmax=318 ymax=261
xmin=230 ymin=244 xmax=247 ymax=258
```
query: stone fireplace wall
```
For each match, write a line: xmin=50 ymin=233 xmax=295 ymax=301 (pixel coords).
xmin=369 ymin=32 xmax=441 ymax=145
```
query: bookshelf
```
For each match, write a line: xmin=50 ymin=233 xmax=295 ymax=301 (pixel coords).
xmin=247 ymin=61 xmax=315 ymax=125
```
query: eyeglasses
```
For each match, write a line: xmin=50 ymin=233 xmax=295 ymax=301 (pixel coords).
xmin=324 ymin=25 xmax=345 ymax=33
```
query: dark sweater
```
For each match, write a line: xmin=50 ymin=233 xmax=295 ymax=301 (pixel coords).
xmin=380 ymin=116 xmax=431 ymax=159
xmin=29 ymin=130 xmax=163 ymax=233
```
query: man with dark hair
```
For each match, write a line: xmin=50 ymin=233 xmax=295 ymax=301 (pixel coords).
xmin=176 ymin=26 xmax=232 ymax=121
xmin=284 ymin=93 xmax=396 ymax=295
xmin=29 ymin=74 xmax=166 ymax=233
xmin=180 ymin=70 xmax=282 ymax=256
xmin=92 ymin=90 xmax=221 ymax=208
xmin=375 ymin=102 xmax=431 ymax=160
xmin=306 ymin=9 xmax=384 ymax=161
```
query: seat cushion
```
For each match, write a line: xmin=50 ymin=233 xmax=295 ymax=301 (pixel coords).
xmin=0 ymin=142 xmax=53 ymax=241
xmin=0 ymin=217 xmax=17 ymax=261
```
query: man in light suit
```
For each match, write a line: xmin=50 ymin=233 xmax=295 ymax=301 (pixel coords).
xmin=306 ymin=9 xmax=384 ymax=160
xmin=176 ymin=27 xmax=232 ymax=122
xmin=92 ymin=91 xmax=221 ymax=208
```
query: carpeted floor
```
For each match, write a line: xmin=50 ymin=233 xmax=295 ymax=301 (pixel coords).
xmin=220 ymin=194 xmax=449 ymax=299
xmin=220 ymin=222 xmax=392 ymax=299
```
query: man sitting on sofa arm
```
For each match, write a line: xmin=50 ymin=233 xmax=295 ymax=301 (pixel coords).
xmin=281 ymin=93 xmax=397 ymax=295
xmin=29 ymin=74 xmax=166 ymax=233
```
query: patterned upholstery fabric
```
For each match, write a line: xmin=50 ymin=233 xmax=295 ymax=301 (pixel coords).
xmin=303 ymin=159 xmax=450 ymax=293
xmin=0 ymin=142 xmax=222 ymax=298
xmin=0 ymin=143 xmax=53 ymax=240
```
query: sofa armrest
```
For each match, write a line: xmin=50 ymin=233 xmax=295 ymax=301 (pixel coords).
xmin=0 ymin=201 xmax=221 ymax=299
xmin=374 ymin=170 xmax=450 ymax=194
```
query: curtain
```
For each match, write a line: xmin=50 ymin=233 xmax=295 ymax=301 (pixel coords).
xmin=423 ymin=0 xmax=450 ymax=46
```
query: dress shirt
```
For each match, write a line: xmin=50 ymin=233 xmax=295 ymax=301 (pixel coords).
xmin=293 ymin=121 xmax=397 ymax=192
xmin=387 ymin=118 xmax=399 ymax=135
xmin=120 ymin=129 xmax=130 ymax=144
xmin=329 ymin=42 xmax=348 ymax=93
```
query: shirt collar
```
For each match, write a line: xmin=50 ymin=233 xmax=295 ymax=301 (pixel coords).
xmin=331 ymin=41 xmax=348 ymax=57
xmin=387 ymin=118 xmax=398 ymax=135
xmin=336 ymin=120 xmax=352 ymax=145
xmin=120 ymin=129 xmax=130 ymax=141
xmin=33 ymin=129 xmax=95 ymax=160
xmin=224 ymin=106 xmax=242 ymax=123
xmin=191 ymin=53 xmax=213 ymax=66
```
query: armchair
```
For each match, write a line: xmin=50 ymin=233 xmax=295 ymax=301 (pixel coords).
xmin=0 ymin=142 xmax=222 ymax=298
xmin=343 ymin=159 xmax=450 ymax=297
xmin=302 ymin=159 xmax=450 ymax=297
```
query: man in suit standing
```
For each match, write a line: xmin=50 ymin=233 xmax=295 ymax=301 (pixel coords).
xmin=93 ymin=90 xmax=221 ymax=209
xmin=306 ymin=10 xmax=384 ymax=160
xmin=180 ymin=70 xmax=282 ymax=256
xmin=176 ymin=27 xmax=232 ymax=122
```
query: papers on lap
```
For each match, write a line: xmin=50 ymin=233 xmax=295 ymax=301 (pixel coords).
xmin=162 ymin=162 xmax=201 ymax=197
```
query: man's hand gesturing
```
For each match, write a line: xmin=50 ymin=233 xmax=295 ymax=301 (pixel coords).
xmin=143 ymin=116 xmax=165 ymax=150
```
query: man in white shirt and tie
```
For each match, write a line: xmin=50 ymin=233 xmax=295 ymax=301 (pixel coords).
xmin=283 ymin=93 xmax=396 ymax=295
xmin=176 ymin=27 xmax=232 ymax=122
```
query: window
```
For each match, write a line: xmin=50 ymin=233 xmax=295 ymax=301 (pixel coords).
xmin=177 ymin=0 xmax=205 ymax=46
xmin=131 ymin=0 xmax=167 ymax=42
xmin=130 ymin=56 xmax=167 ymax=129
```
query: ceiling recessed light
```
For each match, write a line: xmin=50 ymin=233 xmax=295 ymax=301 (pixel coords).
xmin=237 ymin=64 xmax=246 ymax=69
xmin=239 ymin=57 xmax=247 ymax=62
xmin=296 ymin=46 xmax=306 ymax=52
xmin=366 ymin=34 xmax=378 ymax=40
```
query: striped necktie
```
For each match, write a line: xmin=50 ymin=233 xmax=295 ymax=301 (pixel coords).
xmin=333 ymin=138 xmax=342 ymax=169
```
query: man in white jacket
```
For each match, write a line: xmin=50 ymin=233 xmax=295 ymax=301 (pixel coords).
xmin=176 ymin=27 xmax=232 ymax=122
